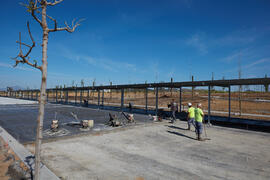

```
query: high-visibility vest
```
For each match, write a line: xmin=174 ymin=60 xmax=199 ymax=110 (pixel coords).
xmin=188 ymin=107 xmax=195 ymax=118
xmin=195 ymin=108 xmax=204 ymax=122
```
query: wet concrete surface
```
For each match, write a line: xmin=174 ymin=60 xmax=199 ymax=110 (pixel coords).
xmin=0 ymin=103 xmax=152 ymax=143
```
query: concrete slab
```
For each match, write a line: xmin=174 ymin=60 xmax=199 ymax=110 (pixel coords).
xmin=0 ymin=102 xmax=152 ymax=143
xmin=26 ymin=121 xmax=270 ymax=180
xmin=0 ymin=97 xmax=38 ymax=105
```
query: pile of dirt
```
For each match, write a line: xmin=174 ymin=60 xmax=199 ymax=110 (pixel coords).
xmin=0 ymin=137 xmax=32 ymax=180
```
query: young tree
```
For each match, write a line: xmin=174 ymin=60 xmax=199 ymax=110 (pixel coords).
xmin=12 ymin=1 xmax=82 ymax=179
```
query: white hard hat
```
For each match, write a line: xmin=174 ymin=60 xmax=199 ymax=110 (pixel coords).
xmin=188 ymin=103 xmax=192 ymax=106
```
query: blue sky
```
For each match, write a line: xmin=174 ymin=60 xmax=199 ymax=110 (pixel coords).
xmin=0 ymin=0 xmax=270 ymax=89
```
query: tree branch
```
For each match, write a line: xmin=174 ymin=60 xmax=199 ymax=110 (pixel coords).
xmin=31 ymin=9 xmax=42 ymax=26
xmin=48 ymin=18 xmax=85 ymax=33
xmin=47 ymin=0 xmax=64 ymax=6
xmin=12 ymin=22 xmax=42 ymax=71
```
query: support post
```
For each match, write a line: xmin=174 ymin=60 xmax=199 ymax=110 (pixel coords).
xmin=98 ymin=90 xmax=100 ymax=108
xmin=80 ymin=89 xmax=82 ymax=105
xmin=102 ymin=90 xmax=104 ymax=107
xmin=155 ymin=87 xmax=159 ymax=116
xmin=87 ymin=89 xmax=90 ymax=102
xmin=121 ymin=89 xmax=124 ymax=111
xmin=179 ymin=87 xmax=182 ymax=112
xmin=228 ymin=86 xmax=231 ymax=121
xmin=208 ymin=85 xmax=211 ymax=125
xmin=55 ymin=89 xmax=58 ymax=103
xmin=145 ymin=88 xmax=148 ymax=113
xmin=66 ymin=89 xmax=69 ymax=104
xmin=75 ymin=87 xmax=77 ymax=105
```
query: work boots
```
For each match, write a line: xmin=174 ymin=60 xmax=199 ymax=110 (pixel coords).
xmin=197 ymin=134 xmax=203 ymax=141
xmin=187 ymin=124 xmax=191 ymax=130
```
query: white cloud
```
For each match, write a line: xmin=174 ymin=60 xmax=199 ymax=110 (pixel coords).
xmin=60 ymin=48 xmax=137 ymax=73
xmin=186 ymin=33 xmax=208 ymax=55
xmin=243 ymin=58 xmax=270 ymax=69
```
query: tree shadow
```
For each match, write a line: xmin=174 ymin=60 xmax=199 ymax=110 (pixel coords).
xmin=167 ymin=130 xmax=197 ymax=140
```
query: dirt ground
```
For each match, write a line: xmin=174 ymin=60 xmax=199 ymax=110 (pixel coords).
xmin=25 ymin=120 xmax=270 ymax=180
xmin=0 ymin=137 xmax=29 ymax=180
xmin=47 ymin=90 xmax=270 ymax=120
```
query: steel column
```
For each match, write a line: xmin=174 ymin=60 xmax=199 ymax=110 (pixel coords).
xmin=87 ymin=89 xmax=90 ymax=102
xmin=179 ymin=87 xmax=182 ymax=112
xmin=75 ymin=88 xmax=77 ymax=105
xmin=102 ymin=90 xmax=104 ymax=107
xmin=155 ymin=88 xmax=159 ymax=116
xmin=145 ymin=88 xmax=148 ymax=113
xmin=66 ymin=89 xmax=69 ymax=104
xmin=56 ymin=89 xmax=58 ymax=103
xmin=80 ymin=89 xmax=82 ymax=105
xmin=208 ymin=85 xmax=211 ymax=124
xmin=98 ymin=90 xmax=100 ymax=108
xmin=228 ymin=86 xmax=231 ymax=121
xmin=121 ymin=89 xmax=124 ymax=111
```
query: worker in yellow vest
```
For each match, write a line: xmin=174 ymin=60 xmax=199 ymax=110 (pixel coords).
xmin=195 ymin=103 xmax=204 ymax=141
xmin=187 ymin=103 xmax=195 ymax=130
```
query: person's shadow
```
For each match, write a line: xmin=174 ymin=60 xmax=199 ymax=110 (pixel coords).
xmin=166 ymin=125 xmax=187 ymax=131
xmin=167 ymin=130 xmax=197 ymax=140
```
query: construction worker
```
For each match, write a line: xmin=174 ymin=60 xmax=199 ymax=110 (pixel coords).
xmin=195 ymin=103 xmax=204 ymax=141
xmin=187 ymin=103 xmax=195 ymax=130
xmin=169 ymin=99 xmax=178 ymax=123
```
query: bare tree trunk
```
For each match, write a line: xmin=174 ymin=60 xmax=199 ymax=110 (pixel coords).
xmin=34 ymin=3 xmax=48 ymax=180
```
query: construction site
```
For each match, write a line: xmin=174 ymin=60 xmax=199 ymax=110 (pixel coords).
xmin=0 ymin=77 xmax=270 ymax=179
